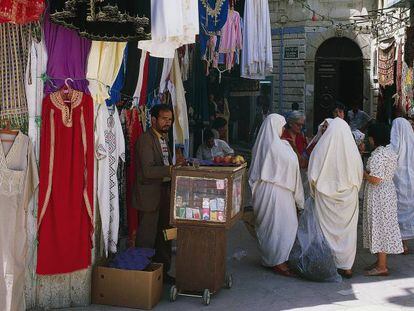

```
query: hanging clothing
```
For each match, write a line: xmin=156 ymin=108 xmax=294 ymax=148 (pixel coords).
xmin=198 ymin=0 xmax=229 ymax=59
xmin=37 ymin=90 xmax=94 ymax=275
xmin=121 ymin=41 xmax=142 ymax=98
xmin=0 ymin=23 xmax=32 ymax=130
xmin=378 ymin=42 xmax=396 ymax=87
xmin=125 ymin=108 xmax=143 ymax=246
xmin=43 ymin=13 xmax=91 ymax=95
xmin=308 ymin=118 xmax=363 ymax=270
xmin=390 ymin=118 xmax=414 ymax=240
xmin=249 ymin=114 xmax=304 ymax=267
xmin=87 ymin=41 xmax=127 ymax=104
xmin=95 ymin=105 xmax=125 ymax=256
xmin=26 ymin=36 xmax=47 ymax=153
xmin=241 ymin=0 xmax=273 ymax=79
xmin=49 ymin=0 xmax=150 ymax=42
xmin=168 ymin=53 xmax=190 ymax=159
xmin=218 ymin=9 xmax=242 ymax=70
xmin=363 ymin=146 xmax=403 ymax=254
xmin=0 ymin=132 xmax=38 ymax=311
xmin=133 ymin=51 xmax=150 ymax=105
xmin=0 ymin=0 xmax=44 ymax=24
xmin=138 ymin=0 xmax=198 ymax=58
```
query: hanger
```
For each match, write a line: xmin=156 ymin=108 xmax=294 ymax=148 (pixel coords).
xmin=0 ymin=120 xmax=18 ymax=143
xmin=61 ymin=78 xmax=74 ymax=102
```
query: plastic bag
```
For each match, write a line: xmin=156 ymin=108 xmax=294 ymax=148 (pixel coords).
xmin=289 ymin=198 xmax=342 ymax=282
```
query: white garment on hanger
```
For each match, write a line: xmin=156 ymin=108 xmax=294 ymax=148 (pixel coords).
xmin=95 ymin=105 xmax=125 ymax=256
xmin=138 ymin=0 xmax=199 ymax=58
xmin=87 ymin=42 xmax=127 ymax=104
xmin=168 ymin=53 xmax=190 ymax=160
xmin=133 ymin=51 xmax=148 ymax=102
xmin=241 ymin=0 xmax=273 ymax=79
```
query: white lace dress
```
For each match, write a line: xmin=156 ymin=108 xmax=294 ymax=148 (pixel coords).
xmin=363 ymin=145 xmax=404 ymax=254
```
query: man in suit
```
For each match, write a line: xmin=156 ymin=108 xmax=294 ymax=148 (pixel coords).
xmin=134 ymin=104 xmax=183 ymax=283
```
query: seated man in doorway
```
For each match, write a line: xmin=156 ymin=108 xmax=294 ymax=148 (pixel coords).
xmin=133 ymin=104 xmax=185 ymax=284
xmin=196 ymin=129 xmax=234 ymax=161
xmin=348 ymin=99 xmax=372 ymax=132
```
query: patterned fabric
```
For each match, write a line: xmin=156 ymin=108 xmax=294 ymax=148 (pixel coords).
xmin=378 ymin=43 xmax=396 ymax=87
xmin=0 ymin=0 xmax=44 ymax=24
xmin=0 ymin=23 xmax=32 ymax=132
xmin=363 ymin=146 xmax=404 ymax=254
xmin=50 ymin=0 xmax=150 ymax=42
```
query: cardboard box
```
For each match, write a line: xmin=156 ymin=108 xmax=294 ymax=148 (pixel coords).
xmin=92 ymin=263 xmax=163 ymax=310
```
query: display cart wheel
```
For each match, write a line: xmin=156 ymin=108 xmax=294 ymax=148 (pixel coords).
xmin=225 ymin=273 xmax=233 ymax=289
xmin=202 ymin=289 xmax=211 ymax=305
xmin=170 ymin=285 xmax=178 ymax=302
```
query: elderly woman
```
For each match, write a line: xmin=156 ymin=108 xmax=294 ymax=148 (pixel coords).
xmin=391 ymin=118 xmax=414 ymax=254
xmin=281 ymin=111 xmax=308 ymax=168
xmin=249 ymin=114 xmax=304 ymax=277
xmin=363 ymin=123 xmax=403 ymax=276
xmin=308 ymin=118 xmax=363 ymax=278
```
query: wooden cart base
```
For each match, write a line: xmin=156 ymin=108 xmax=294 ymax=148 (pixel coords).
xmin=170 ymin=226 xmax=233 ymax=305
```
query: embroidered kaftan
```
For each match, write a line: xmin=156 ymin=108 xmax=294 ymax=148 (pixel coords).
xmin=0 ymin=132 xmax=38 ymax=311
xmin=95 ymin=105 xmax=125 ymax=256
xmin=37 ymin=90 xmax=94 ymax=275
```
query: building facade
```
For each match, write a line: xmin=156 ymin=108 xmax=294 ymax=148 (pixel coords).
xmin=269 ymin=0 xmax=411 ymax=133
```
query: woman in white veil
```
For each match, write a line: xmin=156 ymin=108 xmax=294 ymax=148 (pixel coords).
xmin=249 ymin=114 xmax=304 ymax=277
xmin=308 ymin=118 xmax=363 ymax=278
xmin=391 ymin=118 xmax=414 ymax=254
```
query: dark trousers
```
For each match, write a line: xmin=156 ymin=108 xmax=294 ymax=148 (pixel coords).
xmin=136 ymin=185 xmax=172 ymax=274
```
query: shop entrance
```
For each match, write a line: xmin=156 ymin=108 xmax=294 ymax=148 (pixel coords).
xmin=314 ymin=37 xmax=363 ymax=130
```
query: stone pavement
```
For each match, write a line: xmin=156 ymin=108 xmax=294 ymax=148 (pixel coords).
xmin=63 ymin=220 xmax=414 ymax=311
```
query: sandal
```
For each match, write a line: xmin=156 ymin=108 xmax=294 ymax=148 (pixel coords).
xmin=403 ymin=246 xmax=409 ymax=255
xmin=365 ymin=267 xmax=389 ymax=277
xmin=337 ymin=269 xmax=353 ymax=279
xmin=272 ymin=266 xmax=296 ymax=277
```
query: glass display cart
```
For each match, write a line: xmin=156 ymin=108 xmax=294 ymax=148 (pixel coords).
xmin=169 ymin=164 xmax=247 ymax=305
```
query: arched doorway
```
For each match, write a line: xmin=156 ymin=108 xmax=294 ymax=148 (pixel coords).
xmin=314 ymin=37 xmax=363 ymax=129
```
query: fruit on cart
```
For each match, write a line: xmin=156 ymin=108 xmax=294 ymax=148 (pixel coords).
xmin=213 ymin=155 xmax=245 ymax=165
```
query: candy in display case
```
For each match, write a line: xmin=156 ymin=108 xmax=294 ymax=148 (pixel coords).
xmin=170 ymin=164 xmax=246 ymax=228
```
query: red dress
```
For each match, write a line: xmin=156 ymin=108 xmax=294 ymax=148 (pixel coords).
xmin=37 ymin=90 xmax=94 ymax=275
xmin=125 ymin=107 xmax=143 ymax=246
xmin=0 ymin=0 xmax=44 ymax=24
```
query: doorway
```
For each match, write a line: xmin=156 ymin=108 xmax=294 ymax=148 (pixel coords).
xmin=314 ymin=37 xmax=363 ymax=130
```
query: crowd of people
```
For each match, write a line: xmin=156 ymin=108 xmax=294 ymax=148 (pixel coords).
xmin=249 ymin=103 xmax=414 ymax=279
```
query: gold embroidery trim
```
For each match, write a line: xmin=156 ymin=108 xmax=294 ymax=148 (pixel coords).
xmin=38 ymin=110 xmax=55 ymax=229
xmin=49 ymin=90 xmax=83 ymax=127
xmin=80 ymin=107 xmax=94 ymax=227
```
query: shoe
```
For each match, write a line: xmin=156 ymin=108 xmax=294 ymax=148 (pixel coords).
xmin=337 ymin=269 xmax=353 ymax=279
xmin=164 ymin=274 xmax=176 ymax=284
xmin=272 ymin=265 xmax=296 ymax=277
xmin=365 ymin=267 xmax=389 ymax=277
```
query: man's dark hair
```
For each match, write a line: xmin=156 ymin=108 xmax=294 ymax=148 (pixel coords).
xmin=367 ymin=123 xmax=390 ymax=147
xmin=212 ymin=117 xmax=227 ymax=130
xmin=150 ymin=104 xmax=173 ymax=119
xmin=291 ymin=102 xmax=299 ymax=111
xmin=204 ymin=129 xmax=215 ymax=143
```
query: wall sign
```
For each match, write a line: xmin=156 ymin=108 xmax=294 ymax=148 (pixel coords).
xmin=284 ymin=46 xmax=299 ymax=59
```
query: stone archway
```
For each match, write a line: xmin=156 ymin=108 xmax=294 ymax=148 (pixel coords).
xmin=304 ymin=28 xmax=372 ymax=133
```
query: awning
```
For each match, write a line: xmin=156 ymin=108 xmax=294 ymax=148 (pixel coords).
xmin=384 ymin=0 xmax=411 ymax=8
